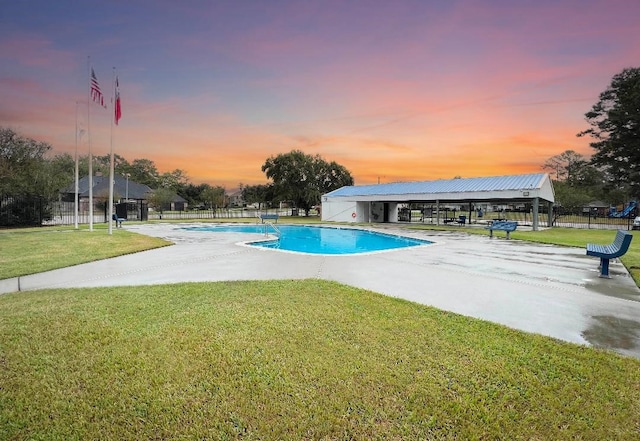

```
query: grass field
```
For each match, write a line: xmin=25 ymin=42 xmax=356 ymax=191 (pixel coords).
xmin=1 ymin=221 xmax=640 ymax=438
xmin=1 ymin=280 xmax=639 ymax=439
xmin=0 ymin=225 xmax=171 ymax=279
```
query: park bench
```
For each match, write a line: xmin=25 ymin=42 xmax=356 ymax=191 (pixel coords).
xmin=485 ymin=220 xmax=518 ymax=239
xmin=111 ymin=214 xmax=126 ymax=228
xmin=443 ymin=215 xmax=466 ymax=225
xmin=586 ymin=229 xmax=633 ymax=278
xmin=259 ymin=213 xmax=279 ymax=223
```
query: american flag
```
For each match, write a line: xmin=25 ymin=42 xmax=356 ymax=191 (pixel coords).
xmin=91 ymin=68 xmax=107 ymax=108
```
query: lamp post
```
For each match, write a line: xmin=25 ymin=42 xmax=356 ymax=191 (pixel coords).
xmin=125 ymin=173 xmax=130 ymax=202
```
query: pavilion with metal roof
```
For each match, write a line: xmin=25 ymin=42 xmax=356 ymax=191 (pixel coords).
xmin=321 ymin=173 xmax=555 ymax=230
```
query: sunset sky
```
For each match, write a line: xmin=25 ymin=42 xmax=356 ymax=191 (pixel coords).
xmin=1 ymin=0 xmax=639 ymax=189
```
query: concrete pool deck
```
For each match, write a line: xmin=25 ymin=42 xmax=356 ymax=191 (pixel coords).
xmin=2 ymin=223 xmax=640 ymax=358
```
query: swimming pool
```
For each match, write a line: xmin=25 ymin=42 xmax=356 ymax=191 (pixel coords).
xmin=183 ymin=224 xmax=431 ymax=255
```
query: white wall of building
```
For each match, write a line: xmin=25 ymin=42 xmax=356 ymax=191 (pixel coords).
xmin=388 ymin=202 xmax=399 ymax=222
xmin=321 ymin=200 xmax=404 ymax=223
xmin=321 ymin=200 xmax=357 ymax=222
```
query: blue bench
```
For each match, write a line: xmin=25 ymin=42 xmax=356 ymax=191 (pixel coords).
xmin=111 ymin=214 xmax=125 ymax=228
xmin=586 ymin=230 xmax=633 ymax=278
xmin=443 ymin=215 xmax=466 ymax=225
xmin=259 ymin=213 xmax=279 ymax=223
xmin=485 ymin=221 xmax=518 ymax=239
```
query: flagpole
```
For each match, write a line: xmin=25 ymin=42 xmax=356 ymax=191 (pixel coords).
xmin=108 ymin=67 xmax=116 ymax=235
xmin=87 ymin=56 xmax=94 ymax=231
xmin=74 ymin=101 xmax=81 ymax=229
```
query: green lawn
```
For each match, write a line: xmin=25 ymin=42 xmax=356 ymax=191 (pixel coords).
xmin=0 ymin=225 xmax=171 ymax=279
xmin=1 ymin=280 xmax=639 ymax=439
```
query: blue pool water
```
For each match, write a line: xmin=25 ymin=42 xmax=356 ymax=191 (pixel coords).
xmin=183 ymin=225 xmax=431 ymax=255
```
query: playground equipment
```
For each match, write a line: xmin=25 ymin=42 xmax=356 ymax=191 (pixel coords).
xmin=608 ymin=201 xmax=637 ymax=218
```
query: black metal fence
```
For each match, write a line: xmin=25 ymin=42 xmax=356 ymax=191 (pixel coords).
xmin=551 ymin=206 xmax=636 ymax=230
xmin=1 ymin=195 xmax=297 ymax=227
xmin=1 ymin=196 xmax=149 ymax=228
xmin=146 ymin=208 xmax=300 ymax=221
xmin=399 ymin=203 xmax=637 ymax=230
xmin=2 ymin=194 xmax=637 ymax=230
xmin=0 ymin=195 xmax=50 ymax=227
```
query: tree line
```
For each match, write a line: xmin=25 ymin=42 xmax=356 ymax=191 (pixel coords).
xmin=544 ymin=67 xmax=640 ymax=211
xmin=0 ymin=128 xmax=354 ymax=219
xmin=0 ymin=128 xmax=228 ymax=211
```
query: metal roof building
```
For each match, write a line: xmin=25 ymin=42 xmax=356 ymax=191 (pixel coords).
xmin=321 ymin=173 xmax=555 ymax=230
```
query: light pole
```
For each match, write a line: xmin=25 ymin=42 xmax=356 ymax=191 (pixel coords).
xmin=125 ymin=173 xmax=130 ymax=202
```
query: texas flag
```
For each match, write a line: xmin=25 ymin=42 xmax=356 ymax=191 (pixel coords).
xmin=114 ymin=76 xmax=122 ymax=125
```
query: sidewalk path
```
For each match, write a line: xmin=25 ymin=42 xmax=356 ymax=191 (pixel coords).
xmin=3 ymin=223 xmax=640 ymax=358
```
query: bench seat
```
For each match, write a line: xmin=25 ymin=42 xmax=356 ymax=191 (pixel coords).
xmin=112 ymin=215 xmax=126 ymax=228
xmin=485 ymin=221 xmax=518 ymax=239
xmin=259 ymin=214 xmax=279 ymax=223
xmin=443 ymin=215 xmax=466 ymax=225
xmin=586 ymin=230 xmax=633 ymax=277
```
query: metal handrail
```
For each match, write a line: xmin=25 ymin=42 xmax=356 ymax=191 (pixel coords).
xmin=263 ymin=221 xmax=281 ymax=237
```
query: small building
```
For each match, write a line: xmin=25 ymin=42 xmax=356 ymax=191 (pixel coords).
xmin=61 ymin=174 xmax=153 ymax=204
xmin=227 ymin=189 xmax=245 ymax=207
xmin=61 ymin=174 xmax=161 ymax=221
xmin=321 ymin=173 xmax=555 ymax=231
xmin=584 ymin=200 xmax=609 ymax=217
xmin=165 ymin=194 xmax=188 ymax=211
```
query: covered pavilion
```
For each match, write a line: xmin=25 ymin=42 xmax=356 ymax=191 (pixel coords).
xmin=321 ymin=173 xmax=555 ymax=231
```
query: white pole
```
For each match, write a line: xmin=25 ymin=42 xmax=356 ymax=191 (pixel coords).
xmin=74 ymin=102 xmax=79 ymax=229
xmin=87 ymin=57 xmax=94 ymax=231
xmin=107 ymin=67 xmax=116 ymax=235
xmin=74 ymin=101 xmax=83 ymax=229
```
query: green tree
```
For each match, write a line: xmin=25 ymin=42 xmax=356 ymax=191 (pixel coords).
xmin=0 ymin=127 xmax=52 ymax=196
xmin=201 ymin=185 xmax=226 ymax=211
xmin=542 ymin=150 xmax=603 ymax=188
xmin=552 ymin=181 xmax=593 ymax=211
xmin=316 ymin=160 xmax=354 ymax=194
xmin=159 ymin=169 xmax=189 ymax=193
xmin=578 ymin=67 xmax=640 ymax=196
xmin=93 ymin=154 xmax=130 ymax=177
xmin=43 ymin=153 xmax=75 ymax=200
xmin=261 ymin=150 xmax=354 ymax=216
xmin=181 ymin=183 xmax=210 ymax=207
xmin=542 ymin=150 xmax=608 ymax=210
xmin=241 ymin=183 xmax=275 ymax=210
xmin=147 ymin=187 xmax=175 ymax=217
xmin=129 ymin=158 xmax=160 ymax=188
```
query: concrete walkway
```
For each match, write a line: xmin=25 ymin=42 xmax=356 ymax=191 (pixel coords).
xmin=3 ymin=223 xmax=640 ymax=358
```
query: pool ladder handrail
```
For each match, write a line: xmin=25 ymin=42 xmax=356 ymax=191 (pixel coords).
xmin=263 ymin=221 xmax=281 ymax=237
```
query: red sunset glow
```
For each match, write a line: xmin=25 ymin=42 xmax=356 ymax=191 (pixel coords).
xmin=1 ymin=1 xmax=639 ymax=189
